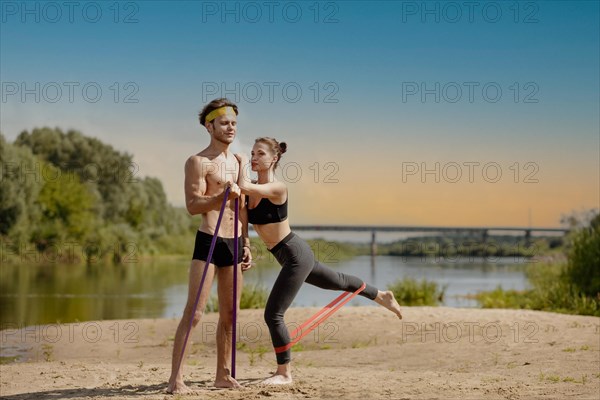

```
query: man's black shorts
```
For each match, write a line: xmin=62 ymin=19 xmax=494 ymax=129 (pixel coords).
xmin=192 ymin=230 xmax=243 ymax=267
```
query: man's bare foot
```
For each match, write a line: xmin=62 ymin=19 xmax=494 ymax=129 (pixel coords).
xmin=166 ymin=381 xmax=196 ymax=395
xmin=375 ymin=290 xmax=402 ymax=319
xmin=261 ymin=373 xmax=293 ymax=385
xmin=214 ymin=375 xmax=242 ymax=389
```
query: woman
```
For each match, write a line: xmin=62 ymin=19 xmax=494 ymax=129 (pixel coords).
xmin=235 ymin=137 xmax=402 ymax=385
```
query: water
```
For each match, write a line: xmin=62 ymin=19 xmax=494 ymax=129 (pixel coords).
xmin=272 ymin=255 xmax=527 ymax=308
xmin=0 ymin=255 xmax=529 ymax=328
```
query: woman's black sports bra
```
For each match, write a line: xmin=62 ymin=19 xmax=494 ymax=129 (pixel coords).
xmin=246 ymin=194 xmax=288 ymax=225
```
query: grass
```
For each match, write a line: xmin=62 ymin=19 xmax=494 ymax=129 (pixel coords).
xmin=248 ymin=351 xmax=256 ymax=366
xmin=476 ymin=287 xmax=534 ymax=309
xmin=0 ymin=356 xmax=20 ymax=364
xmin=563 ymin=375 xmax=588 ymax=384
xmin=351 ymin=336 xmax=377 ymax=348
xmin=350 ymin=341 xmax=365 ymax=349
xmin=191 ymin=342 xmax=205 ymax=354
xmin=236 ymin=343 xmax=270 ymax=366
xmin=539 ymin=372 xmax=589 ymax=384
xmin=41 ymin=344 xmax=53 ymax=362
xmin=491 ymin=352 xmax=500 ymax=366
xmin=475 ymin=262 xmax=600 ymax=316
xmin=538 ymin=372 xmax=545 ymax=382
xmin=256 ymin=345 xmax=268 ymax=359
xmin=291 ymin=343 xmax=304 ymax=352
xmin=482 ymin=377 xmax=504 ymax=383
xmin=236 ymin=342 xmax=247 ymax=351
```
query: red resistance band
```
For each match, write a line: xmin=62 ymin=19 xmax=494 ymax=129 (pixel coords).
xmin=274 ymin=282 xmax=366 ymax=353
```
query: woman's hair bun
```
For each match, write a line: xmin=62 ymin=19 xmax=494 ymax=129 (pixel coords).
xmin=279 ymin=142 xmax=287 ymax=154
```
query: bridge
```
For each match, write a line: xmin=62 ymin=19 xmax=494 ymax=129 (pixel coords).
xmin=286 ymin=225 xmax=570 ymax=256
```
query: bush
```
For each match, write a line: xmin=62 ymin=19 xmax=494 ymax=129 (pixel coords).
xmin=564 ymin=213 xmax=600 ymax=298
xmin=206 ymin=283 xmax=269 ymax=312
xmin=387 ymin=277 xmax=446 ymax=306
xmin=239 ymin=283 xmax=269 ymax=309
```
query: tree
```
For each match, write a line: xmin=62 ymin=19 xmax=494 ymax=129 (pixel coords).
xmin=34 ymin=163 xmax=97 ymax=246
xmin=15 ymin=128 xmax=137 ymax=223
xmin=0 ymin=134 xmax=43 ymax=243
xmin=5 ymin=127 xmax=196 ymax=261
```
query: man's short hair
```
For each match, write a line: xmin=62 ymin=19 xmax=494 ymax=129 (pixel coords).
xmin=199 ymin=98 xmax=239 ymax=127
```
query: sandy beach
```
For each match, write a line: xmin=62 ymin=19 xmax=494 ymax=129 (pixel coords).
xmin=1 ymin=307 xmax=599 ymax=400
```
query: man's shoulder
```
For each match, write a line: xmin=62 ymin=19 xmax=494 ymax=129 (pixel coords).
xmin=187 ymin=149 xmax=214 ymax=163
xmin=185 ymin=153 xmax=212 ymax=172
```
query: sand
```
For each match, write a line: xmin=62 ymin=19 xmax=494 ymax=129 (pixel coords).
xmin=1 ymin=307 xmax=599 ymax=399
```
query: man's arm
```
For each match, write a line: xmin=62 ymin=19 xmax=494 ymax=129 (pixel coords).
xmin=184 ymin=155 xmax=224 ymax=215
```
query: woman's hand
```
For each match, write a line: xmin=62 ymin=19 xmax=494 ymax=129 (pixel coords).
xmin=241 ymin=246 xmax=253 ymax=271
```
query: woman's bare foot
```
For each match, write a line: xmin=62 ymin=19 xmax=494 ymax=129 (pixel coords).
xmin=262 ymin=373 xmax=293 ymax=385
xmin=166 ymin=380 xmax=196 ymax=395
xmin=375 ymin=290 xmax=402 ymax=319
xmin=214 ymin=375 xmax=242 ymax=389
xmin=262 ymin=363 xmax=292 ymax=385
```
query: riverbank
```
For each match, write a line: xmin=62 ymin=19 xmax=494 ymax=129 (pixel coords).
xmin=1 ymin=307 xmax=598 ymax=399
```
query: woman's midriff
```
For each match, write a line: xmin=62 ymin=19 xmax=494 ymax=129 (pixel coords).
xmin=254 ymin=220 xmax=292 ymax=250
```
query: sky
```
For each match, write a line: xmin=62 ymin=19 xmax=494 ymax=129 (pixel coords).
xmin=1 ymin=0 xmax=599 ymax=228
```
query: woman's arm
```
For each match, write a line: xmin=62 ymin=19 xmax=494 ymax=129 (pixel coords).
xmin=236 ymin=153 xmax=286 ymax=199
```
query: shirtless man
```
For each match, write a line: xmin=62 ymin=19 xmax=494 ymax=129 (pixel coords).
xmin=167 ymin=98 xmax=252 ymax=394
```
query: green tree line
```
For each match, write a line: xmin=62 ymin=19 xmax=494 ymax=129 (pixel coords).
xmin=1 ymin=128 xmax=197 ymax=264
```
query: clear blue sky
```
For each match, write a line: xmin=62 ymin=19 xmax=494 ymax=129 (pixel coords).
xmin=2 ymin=0 xmax=598 ymax=226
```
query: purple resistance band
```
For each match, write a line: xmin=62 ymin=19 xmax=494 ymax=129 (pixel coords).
xmin=232 ymin=197 xmax=239 ymax=378
xmin=174 ymin=186 xmax=231 ymax=381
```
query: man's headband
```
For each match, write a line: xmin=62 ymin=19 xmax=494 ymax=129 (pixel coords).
xmin=205 ymin=106 xmax=236 ymax=124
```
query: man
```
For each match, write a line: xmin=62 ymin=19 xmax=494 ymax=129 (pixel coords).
xmin=167 ymin=98 xmax=252 ymax=394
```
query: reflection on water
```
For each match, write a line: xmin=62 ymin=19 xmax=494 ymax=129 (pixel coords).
xmin=0 ymin=256 xmax=530 ymax=327
xmin=0 ymin=260 xmax=188 ymax=327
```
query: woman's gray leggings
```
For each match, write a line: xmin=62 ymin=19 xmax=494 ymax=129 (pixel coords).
xmin=266 ymin=231 xmax=379 ymax=365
